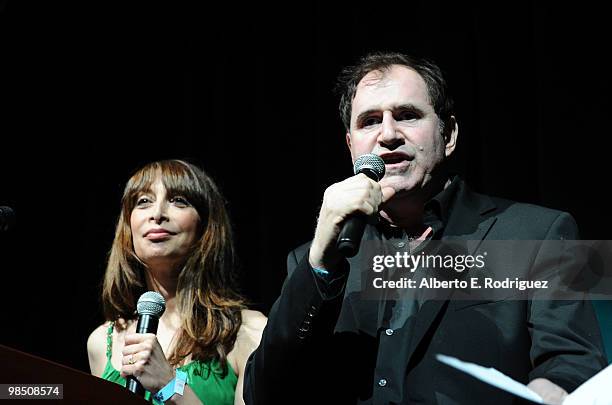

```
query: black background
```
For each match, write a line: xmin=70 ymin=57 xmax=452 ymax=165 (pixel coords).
xmin=1 ymin=1 xmax=611 ymax=373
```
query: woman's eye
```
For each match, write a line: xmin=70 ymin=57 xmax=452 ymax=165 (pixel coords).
xmin=136 ymin=197 xmax=151 ymax=206
xmin=170 ymin=196 xmax=190 ymax=206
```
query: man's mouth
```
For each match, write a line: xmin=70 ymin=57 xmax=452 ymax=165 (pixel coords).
xmin=383 ymin=156 xmax=406 ymax=164
xmin=379 ymin=152 xmax=412 ymax=165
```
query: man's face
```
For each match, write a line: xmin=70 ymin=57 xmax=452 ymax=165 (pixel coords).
xmin=347 ymin=64 xmax=457 ymax=196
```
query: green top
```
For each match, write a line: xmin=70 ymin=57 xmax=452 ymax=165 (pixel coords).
xmin=101 ymin=322 xmax=238 ymax=405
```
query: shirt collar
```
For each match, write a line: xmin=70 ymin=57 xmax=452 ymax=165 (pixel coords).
xmin=376 ymin=175 xmax=462 ymax=239
xmin=424 ymin=174 xmax=461 ymax=227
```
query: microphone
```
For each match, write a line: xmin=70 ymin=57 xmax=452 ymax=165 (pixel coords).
xmin=336 ymin=154 xmax=386 ymax=258
xmin=0 ymin=206 xmax=16 ymax=232
xmin=127 ymin=291 xmax=166 ymax=396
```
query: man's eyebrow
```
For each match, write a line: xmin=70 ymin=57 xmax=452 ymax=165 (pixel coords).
xmin=355 ymin=109 xmax=381 ymax=124
xmin=354 ymin=104 xmax=425 ymax=123
xmin=392 ymin=104 xmax=425 ymax=115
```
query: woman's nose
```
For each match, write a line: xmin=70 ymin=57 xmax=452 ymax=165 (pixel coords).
xmin=150 ymin=201 xmax=168 ymax=223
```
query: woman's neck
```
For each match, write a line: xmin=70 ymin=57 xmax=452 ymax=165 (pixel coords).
xmin=143 ymin=265 xmax=181 ymax=329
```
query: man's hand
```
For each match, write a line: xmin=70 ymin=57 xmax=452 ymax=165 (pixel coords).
xmin=309 ymin=173 xmax=395 ymax=270
xmin=527 ymin=378 xmax=568 ymax=404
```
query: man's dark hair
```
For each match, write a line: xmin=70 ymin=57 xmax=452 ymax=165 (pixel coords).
xmin=336 ymin=52 xmax=454 ymax=132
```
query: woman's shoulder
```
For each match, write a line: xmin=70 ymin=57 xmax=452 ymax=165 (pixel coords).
xmin=240 ymin=309 xmax=267 ymax=329
xmin=239 ymin=310 xmax=266 ymax=341
xmin=87 ymin=322 xmax=111 ymax=353
xmin=227 ymin=310 xmax=267 ymax=375
xmin=86 ymin=319 xmax=131 ymax=359
xmin=87 ymin=321 xmax=112 ymax=376
xmin=231 ymin=310 xmax=266 ymax=353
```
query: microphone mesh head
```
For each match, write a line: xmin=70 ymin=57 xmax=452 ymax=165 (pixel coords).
xmin=353 ymin=153 xmax=386 ymax=181
xmin=136 ymin=291 xmax=166 ymax=317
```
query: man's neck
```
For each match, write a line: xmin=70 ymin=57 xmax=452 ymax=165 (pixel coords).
xmin=380 ymin=176 xmax=451 ymax=232
xmin=379 ymin=199 xmax=425 ymax=232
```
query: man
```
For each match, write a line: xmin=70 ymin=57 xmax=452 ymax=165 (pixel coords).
xmin=244 ymin=52 xmax=607 ymax=404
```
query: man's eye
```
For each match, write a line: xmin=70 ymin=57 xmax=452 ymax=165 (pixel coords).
xmin=397 ymin=111 xmax=419 ymax=121
xmin=362 ymin=117 xmax=381 ymax=128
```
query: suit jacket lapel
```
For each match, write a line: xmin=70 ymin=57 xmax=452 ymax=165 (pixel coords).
xmin=404 ymin=180 xmax=498 ymax=367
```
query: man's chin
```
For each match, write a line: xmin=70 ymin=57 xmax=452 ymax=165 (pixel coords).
xmin=380 ymin=176 xmax=418 ymax=194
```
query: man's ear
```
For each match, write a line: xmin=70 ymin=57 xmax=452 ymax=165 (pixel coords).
xmin=346 ymin=132 xmax=356 ymax=161
xmin=444 ymin=116 xmax=458 ymax=157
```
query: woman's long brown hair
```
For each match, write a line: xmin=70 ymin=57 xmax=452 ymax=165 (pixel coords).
xmin=101 ymin=160 xmax=245 ymax=373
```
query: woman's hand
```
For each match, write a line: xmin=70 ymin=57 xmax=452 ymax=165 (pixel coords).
xmin=120 ymin=333 xmax=175 ymax=393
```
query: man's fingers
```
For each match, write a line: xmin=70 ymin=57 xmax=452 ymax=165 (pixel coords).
xmin=527 ymin=378 xmax=568 ymax=405
xmin=381 ymin=186 xmax=396 ymax=203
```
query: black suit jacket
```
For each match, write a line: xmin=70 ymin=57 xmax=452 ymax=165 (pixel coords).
xmin=244 ymin=180 xmax=607 ymax=404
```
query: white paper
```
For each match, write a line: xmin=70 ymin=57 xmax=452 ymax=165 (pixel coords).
xmin=437 ymin=354 xmax=612 ymax=404
xmin=562 ymin=363 xmax=612 ymax=405
xmin=436 ymin=354 xmax=545 ymax=403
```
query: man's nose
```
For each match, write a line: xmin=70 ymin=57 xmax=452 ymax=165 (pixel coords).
xmin=379 ymin=111 xmax=403 ymax=147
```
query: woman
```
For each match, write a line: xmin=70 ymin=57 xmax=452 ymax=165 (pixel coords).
xmin=87 ymin=159 xmax=266 ymax=405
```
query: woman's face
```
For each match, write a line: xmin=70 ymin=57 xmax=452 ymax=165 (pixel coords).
xmin=130 ymin=176 xmax=201 ymax=271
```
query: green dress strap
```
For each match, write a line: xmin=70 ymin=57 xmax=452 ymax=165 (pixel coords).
xmin=106 ymin=321 xmax=114 ymax=360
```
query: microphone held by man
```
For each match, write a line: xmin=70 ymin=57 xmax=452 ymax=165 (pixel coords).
xmin=309 ymin=154 xmax=395 ymax=273
xmin=336 ymin=153 xmax=386 ymax=257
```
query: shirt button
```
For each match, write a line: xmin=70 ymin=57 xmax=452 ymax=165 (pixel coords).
xmin=385 ymin=328 xmax=394 ymax=336
xmin=397 ymin=241 xmax=406 ymax=248
xmin=378 ymin=378 xmax=387 ymax=387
